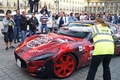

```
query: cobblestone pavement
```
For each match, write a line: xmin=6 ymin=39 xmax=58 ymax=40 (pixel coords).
xmin=0 ymin=22 xmax=120 ymax=80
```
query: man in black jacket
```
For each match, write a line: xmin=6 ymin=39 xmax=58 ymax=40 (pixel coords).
xmin=29 ymin=12 xmax=39 ymax=36
xmin=20 ymin=11 xmax=27 ymax=41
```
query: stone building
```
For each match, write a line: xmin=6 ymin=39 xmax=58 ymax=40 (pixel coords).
xmin=84 ymin=0 xmax=120 ymax=15
xmin=0 ymin=0 xmax=119 ymax=15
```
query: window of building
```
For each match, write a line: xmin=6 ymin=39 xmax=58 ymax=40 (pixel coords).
xmin=90 ymin=7 xmax=92 ymax=12
xmin=94 ymin=7 xmax=96 ymax=12
xmin=102 ymin=7 xmax=104 ymax=12
xmin=85 ymin=7 xmax=87 ymax=12
xmin=98 ymin=7 xmax=100 ymax=12
xmin=111 ymin=3 xmax=113 ymax=5
xmin=20 ymin=3 xmax=23 ymax=7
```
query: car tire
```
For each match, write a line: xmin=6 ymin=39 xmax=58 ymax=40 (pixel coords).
xmin=53 ymin=53 xmax=76 ymax=78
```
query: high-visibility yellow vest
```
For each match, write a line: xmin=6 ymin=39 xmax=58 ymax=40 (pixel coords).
xmin=92 ymin=24 xmax=114 ymax=55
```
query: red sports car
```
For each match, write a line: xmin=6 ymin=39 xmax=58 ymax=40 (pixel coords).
xmin=14 ymin=21 xmax=120 ymax=78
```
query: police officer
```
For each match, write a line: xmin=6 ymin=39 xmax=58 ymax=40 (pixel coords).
xmin=86 ymin=18 xmax=114 ymax=80
xmin=62 ymin=18 xmax=114 ymax=80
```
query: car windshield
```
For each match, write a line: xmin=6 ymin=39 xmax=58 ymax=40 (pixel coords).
xmin=68 ymin=22 xmax=93 ymax=27
xmin=57 ymin=28 xmax=89 ymax=38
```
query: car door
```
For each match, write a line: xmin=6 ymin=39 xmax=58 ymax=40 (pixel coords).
xmin=109 ymin=24 xmax=120 ymax=55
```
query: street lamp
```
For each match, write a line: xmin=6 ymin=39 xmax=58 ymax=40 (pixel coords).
xmin=17 ymin=0 xmax=20 ymax=10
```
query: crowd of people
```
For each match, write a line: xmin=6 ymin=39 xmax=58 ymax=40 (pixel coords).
xmin=2 ymin=9 xmax=120 ymax=50
xmin=2 ymin=6 xmax=50 ymax=50
xmin=53 ymin=11 xmax=120 ymax=28
xmin=2 ymin=3 xmax=119 ymax=80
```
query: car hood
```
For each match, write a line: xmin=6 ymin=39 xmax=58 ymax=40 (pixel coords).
xmin=15 ymin=33 xmax=83 ymax=59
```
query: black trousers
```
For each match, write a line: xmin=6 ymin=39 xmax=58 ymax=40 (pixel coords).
xmin=86 ymin=55 xmax=113 ymax=80
xmin=30 ymin=3 xmax=34 ymax=13
xmin=34 ymin=2 xmax=38 ymax=13
xmin=4 ymin=32 xmax=14 ymax=43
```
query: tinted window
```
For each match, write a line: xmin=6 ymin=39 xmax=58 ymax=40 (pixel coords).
xmin=57 ymin=29 xmax=89 ymax=38
xmin=69 ymin=23 xmax=84 ymax=27
xmin=109 ymin=24 xmax=117 ymax=33
xmin=68 ymin=22 xmax=94 ymax=27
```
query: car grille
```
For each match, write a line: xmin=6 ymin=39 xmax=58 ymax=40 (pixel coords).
xmin=14 ymin=53 xmax=27 ymax=69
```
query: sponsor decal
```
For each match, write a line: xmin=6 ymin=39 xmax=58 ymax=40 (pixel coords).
xmin=27 ymin=36 xmax=53 ymax=48
xmin=78 ymin=46 xmax=83 ymax=51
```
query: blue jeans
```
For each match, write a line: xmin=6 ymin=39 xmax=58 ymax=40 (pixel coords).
xmin=29 ymin=30 xmax=36 ymax=36
xmin=14 ymin=26 xmax=20 ymax=42
xmin=41 ymin=24 xmax=48 ymax=34
xmin=21 ymin=30 xmax=26 ymax=42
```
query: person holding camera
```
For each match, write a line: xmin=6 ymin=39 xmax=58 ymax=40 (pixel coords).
xmin=2 ymin=13 xmax=15 ymax=50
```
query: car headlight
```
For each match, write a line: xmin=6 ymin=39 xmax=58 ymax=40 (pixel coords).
xmin=31 ymin=53 xmax=54 ymax=61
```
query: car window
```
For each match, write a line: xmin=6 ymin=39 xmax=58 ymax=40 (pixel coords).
xmin=69 ymin=23 xmax=83 ymax=27
xmin=68 ymin=23 xmax=92 ymax=27
xmin=57 ymin=28 xmax=89 ymax=38
xmin=109 ymin=24 xmax=117 ymax=33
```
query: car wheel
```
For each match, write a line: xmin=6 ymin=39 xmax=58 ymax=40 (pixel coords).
xmin=54 ymin=53 xmax=76 ymax=78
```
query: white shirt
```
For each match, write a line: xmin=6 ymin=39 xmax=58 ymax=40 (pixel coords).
xmin=80 ymin=15 xmax=87 ymax=20
xmin=57 ymin=16 xmax=69 ymax=26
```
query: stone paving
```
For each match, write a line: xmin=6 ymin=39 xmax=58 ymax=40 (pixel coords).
xmin=0 ymin=22 xmax=120 ymax=80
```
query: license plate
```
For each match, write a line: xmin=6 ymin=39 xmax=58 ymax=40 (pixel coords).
xmin=17 ymin=59 xmax=21 ymax=67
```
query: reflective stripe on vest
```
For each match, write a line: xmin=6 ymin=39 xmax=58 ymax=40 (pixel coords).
xmin=94 ymin=39 xmax=114 ymax=45
xmin=93 ymin=25 xmax=113 ymax=45
xmin=92 ymin=25 xmax=112 ymax=38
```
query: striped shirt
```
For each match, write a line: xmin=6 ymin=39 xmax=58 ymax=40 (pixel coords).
xmin=40 ymin=15 xmax=49 ymax=24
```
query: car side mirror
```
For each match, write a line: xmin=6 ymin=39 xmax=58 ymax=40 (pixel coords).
xmin=114 ymin=33 xmax=120 ymax=39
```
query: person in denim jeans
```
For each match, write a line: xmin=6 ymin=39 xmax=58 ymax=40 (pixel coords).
xmin=13 ymin=10 xmax=21 ymax=43
xmin=20 ymin=11 xmax=27 ymax=41
xmin=40 ymin=11 xmax=48 ymax=34
xmin=29 ymin=12 xmax=39 ymax=36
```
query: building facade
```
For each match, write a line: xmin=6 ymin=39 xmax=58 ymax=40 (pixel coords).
xmin=0 ymin=0 xmax=120 ymax=15
xmin=0 ymin=0 xmax=84 ymax=14
xmin=84 ymin=0 xmax=120 ymax=15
